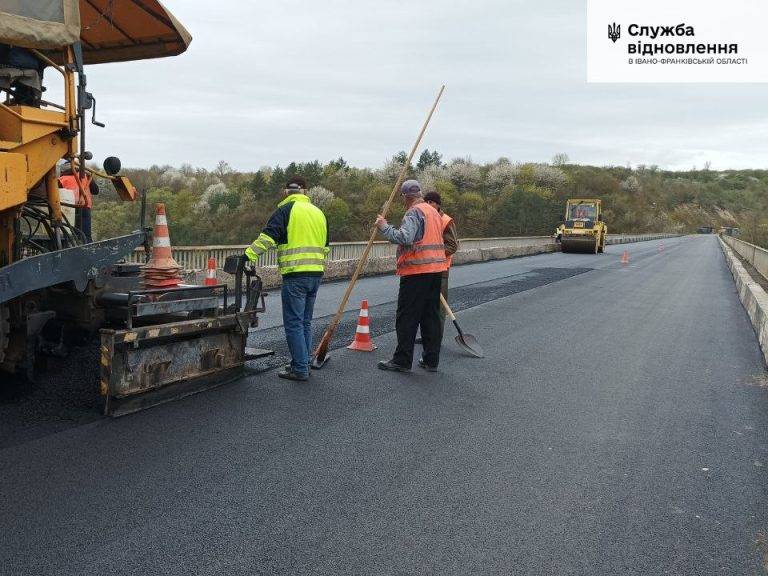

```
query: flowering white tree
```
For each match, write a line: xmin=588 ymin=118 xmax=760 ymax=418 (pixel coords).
xmin=417 ymin=164 xmax=449 ymax=193
xmin=530 ymin=164 xmax=567 ymax=190
xmin=159 ymin=168 xmax=184 ymax=185
xmin=621 ymin=175 xmax=641 ymax=194
xmin=195 ymin=182 xmax=229 ymax=212
xmin=447 ymin=158 xmax=483 ymax=191
xmin=376 ymin=157 xmax=406 ymax=184
xmin=307 ymin=185 xmax=335 ymax=208
xmin=159 ymin=167 xmax=196 ymax=192
xmin=486 ymin=162 xmax=518 ymax=192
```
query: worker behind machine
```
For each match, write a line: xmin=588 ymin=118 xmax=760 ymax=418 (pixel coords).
xmin=0 ymin=43 xmax=44 ymax=107
xmin=58 ymin=161 xmax=99 ymax=243
xmin=570 ymin=204 xmax=596 ymax=221
xmin=554 ymin=223 xmax=563 ymax=243
xmin=244 ymin=176 xmax=330 ymax=382
xmin=423 ymin=191 xmax=458 ymax=341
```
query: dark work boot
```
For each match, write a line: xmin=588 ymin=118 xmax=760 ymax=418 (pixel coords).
xmin=377 ymin=359 xmax=411 ymax=373
xmin=278 ymin=367 xmax=309 ymax=381
xmin=418 ymin=358 xmax=438 ymax=372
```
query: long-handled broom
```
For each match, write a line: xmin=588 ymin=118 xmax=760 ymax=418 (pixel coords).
xmin=311 ymin=85 xmax=446 ymax=368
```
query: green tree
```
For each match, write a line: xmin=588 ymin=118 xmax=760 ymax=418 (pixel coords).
xmin=490 ymin=184 xmax=558 ymax=236
xmin=325 ymin=197 xmax=352 ymax=241
xmin=416 ymin=149 xmax=442 ymax=171
xmin=247 ymin=170 xmax=268 ymax=200
xmin=456 ymin=192 xmax=488 ymax=236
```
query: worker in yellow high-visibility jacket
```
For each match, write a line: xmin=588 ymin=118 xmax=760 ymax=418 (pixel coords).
xmin=245 ymin=176 xmax=329 ymax=381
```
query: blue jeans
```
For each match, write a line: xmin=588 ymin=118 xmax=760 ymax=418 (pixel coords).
xmin=281 ymin=275 xmax=322 ymax=376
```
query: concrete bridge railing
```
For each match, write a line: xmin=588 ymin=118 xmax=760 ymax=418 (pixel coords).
xmin=719 ymin=235 xmax=768 ymax=365
xmin=132 ymin=233 xmax=679 ymax=289
xmin=721 ymin=235 xmax=768 ymax=282
xmin=128 ymin=233 xmax=680 ymax=273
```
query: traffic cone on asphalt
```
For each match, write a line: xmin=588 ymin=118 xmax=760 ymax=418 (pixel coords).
xmin=620 ymin=250 xmax=629 ymax=265
xmin=204 ymin=257 xmax=217 ymax=286
xmin=142 ymin=203 xmax=183 ymax=288
xmin=659 ymin=241 xmax=665 ymax=253
xmin=347 ymin=300 xmax=376 ymax=352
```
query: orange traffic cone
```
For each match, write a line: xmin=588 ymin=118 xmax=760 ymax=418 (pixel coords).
xmin=620 ymin=250 xmax=629 ymax=265
xmin=142 ymin=203 xmax=183 ymax=288
xmin=204 ymin=257 xmax=217 ymax=286
xmin=347 ymin=300 xmax=376 ymax=352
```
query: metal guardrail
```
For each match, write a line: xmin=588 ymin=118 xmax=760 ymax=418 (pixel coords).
xmin=722 ymin=235 xmax=768 ymax=281
xmin=127 ymin=234 xmax=679 ymax=271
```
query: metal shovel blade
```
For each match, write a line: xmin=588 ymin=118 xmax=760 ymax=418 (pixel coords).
xmin=310 ymin=352 xmax=329 ymax=369
xmin=455 ymin=332 xmax=484 ymax=358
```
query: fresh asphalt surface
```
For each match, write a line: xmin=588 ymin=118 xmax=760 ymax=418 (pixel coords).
xmin=3 ymin=235 xmax=768 ymax=575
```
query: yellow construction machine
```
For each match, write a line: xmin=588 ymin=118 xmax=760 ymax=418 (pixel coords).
xmin=0 ymin=2 xmax=270 ymax=415
xmin=558 ymin=199 xmax=607 ymax=254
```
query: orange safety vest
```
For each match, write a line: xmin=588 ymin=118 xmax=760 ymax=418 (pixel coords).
xmin=441 ymin=212 xmax=454 ymax=268
xmin=396 ymin=202 xmax=448 ymax=276
xmin=58 ymin=173 xmax=92 ymax=208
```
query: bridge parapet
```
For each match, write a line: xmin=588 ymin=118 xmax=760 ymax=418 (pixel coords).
xmin=719 ymin=235 xmax=768 ymax=366
xmin=127 ymin=234 xmax=681 ymax=273
xmin=721 ymin=235 xmax=768 ymax=282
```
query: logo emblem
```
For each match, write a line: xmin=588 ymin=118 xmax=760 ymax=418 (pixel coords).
xmin=608 ymin=23 xmax=620 ymax=42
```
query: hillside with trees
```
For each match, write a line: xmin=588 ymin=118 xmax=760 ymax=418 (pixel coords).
xmin=91 ymin=151 xmax=768 ymax=247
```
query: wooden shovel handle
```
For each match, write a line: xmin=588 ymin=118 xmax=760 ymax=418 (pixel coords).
xmin=439 ymin=293 xmax=456 ymax=321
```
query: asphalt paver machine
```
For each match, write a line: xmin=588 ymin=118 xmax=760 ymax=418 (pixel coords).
xmin=0 ymin=2 xmax=270 ymax=415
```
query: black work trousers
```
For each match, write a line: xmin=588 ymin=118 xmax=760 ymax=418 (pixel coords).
xmin=393 ymin=272 xmax=443 ymax=368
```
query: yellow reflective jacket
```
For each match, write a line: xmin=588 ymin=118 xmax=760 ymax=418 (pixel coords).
xmin=245 ymin=193 xmax=329 ymax=276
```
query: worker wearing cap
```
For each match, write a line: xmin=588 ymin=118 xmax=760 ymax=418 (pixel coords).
xmin=58 ymin=161 xmax=98 ymax=243
xmin=244 ymin=176 xmax=329 ymax=382
xmin=423 ymin=191 xmax=458 ymax=338
xmin=375 ymin=179 xmax=448 ymax=373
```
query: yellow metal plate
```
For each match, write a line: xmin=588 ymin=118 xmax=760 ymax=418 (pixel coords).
xmin=0 ymin=152 xmax=28 ymax=211
xmin=574 ymin=221 xmax=584 ymax=228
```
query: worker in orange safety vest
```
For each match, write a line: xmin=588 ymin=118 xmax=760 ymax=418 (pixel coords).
xmin=375 ymin=179 xmax=448 ymax=373
xmin=58 ymin=161 xmax=98 ymax=243
xmin=423 ymin=191 xmax=458 ymax=336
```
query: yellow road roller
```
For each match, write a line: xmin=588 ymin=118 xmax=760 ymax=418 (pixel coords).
xmin=560 ymin=199 xmax=607 ymax=254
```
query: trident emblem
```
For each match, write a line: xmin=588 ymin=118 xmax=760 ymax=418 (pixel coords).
xmin=608 ymin=23 xmax=620 ymax=43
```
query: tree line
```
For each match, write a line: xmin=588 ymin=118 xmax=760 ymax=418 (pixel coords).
xmin=91 ymin=151 xmax=768 ymax=247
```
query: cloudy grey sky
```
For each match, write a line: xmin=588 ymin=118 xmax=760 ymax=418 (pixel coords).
xmin=73 ymin=0 xmax=768 ymax=171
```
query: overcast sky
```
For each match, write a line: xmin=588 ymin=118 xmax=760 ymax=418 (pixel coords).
xmin=71 ymin=0 xmax=768 ymax=171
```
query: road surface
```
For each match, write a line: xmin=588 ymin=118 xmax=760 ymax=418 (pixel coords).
xmin=2 ymin=235 xmax=768 ymax=575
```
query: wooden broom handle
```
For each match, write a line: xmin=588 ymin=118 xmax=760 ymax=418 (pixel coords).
xmin=317 ymin=85 xmax=446 ymax=341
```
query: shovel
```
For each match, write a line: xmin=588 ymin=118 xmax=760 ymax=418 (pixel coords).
xmin=440 ymin=294 xmax=484 ymax=358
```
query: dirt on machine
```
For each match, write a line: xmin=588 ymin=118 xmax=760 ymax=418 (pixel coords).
xmin=557 ymin=199 xmax=607 ymax=254
xmin=0 ymin=2 xmax=271 ymax=416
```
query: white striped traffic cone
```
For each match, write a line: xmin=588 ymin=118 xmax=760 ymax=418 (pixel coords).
xmin=142 ymin=203 xmax=183 ymax=288
xmin=347 ymin=300 xmax=376 ymax=352
xmin=204 ymin=257 xmax=217 ymax=286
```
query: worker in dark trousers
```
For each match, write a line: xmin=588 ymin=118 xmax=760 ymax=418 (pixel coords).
xmin=58 ymin=161 xmax=98 ymax=243
xmin=244 ymin=176 xmax=329 ymax=381
xmin=375 ymin=180 xmax=448 ymax=372
xmin=423 ymin=191 xmax=458 ymax=339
